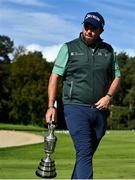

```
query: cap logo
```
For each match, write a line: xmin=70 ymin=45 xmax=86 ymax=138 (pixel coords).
xmin=85 ymin=14 xmax=100 ymax=22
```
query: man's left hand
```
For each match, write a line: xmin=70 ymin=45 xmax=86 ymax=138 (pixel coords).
xmin=95 ymin=95 xmax=111 ymax=110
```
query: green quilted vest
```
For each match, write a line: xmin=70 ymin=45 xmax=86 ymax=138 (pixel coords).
xmin=62 ymin=34 xmax=114 ymax=106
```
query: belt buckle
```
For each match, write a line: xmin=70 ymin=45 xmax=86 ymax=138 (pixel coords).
xmin=90 ymin=105 xmax=96 ymax=109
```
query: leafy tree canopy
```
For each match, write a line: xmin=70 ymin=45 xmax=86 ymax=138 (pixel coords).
xmin=0 ymin=35 xmax=14 ymax=63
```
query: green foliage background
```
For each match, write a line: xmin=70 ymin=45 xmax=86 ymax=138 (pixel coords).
xmin=0 ymin=35 xmax=135 ymax=129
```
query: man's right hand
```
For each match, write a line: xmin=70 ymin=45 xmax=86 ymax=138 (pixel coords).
xmin=45 ymin=107 xmax=57 ymax=124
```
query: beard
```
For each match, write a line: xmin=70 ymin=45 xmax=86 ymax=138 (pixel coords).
xmin=83 ymin=33 xmax=96 ymax=45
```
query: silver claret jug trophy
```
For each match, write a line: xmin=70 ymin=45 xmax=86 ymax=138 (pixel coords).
xmin=36 ymin=122 xmax=57 ymax=178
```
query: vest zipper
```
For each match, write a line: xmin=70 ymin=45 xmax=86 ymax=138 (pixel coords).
xmin=88 ymin=46 xmax=95 ymax=103
xmin=69 ymin=81 xmax=73 ymax=99
xmin=91 ymin=52 xmax=95 ymax=103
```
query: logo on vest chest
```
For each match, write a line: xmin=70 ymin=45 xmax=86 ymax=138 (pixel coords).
xmin=97 ymin=52 xmax=108 ymax=57
xmin=70 ymin=52 xmax=84 ymax=56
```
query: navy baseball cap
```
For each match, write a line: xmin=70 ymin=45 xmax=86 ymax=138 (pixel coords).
xmin=83 ymin=12 xmax=105 ymax=29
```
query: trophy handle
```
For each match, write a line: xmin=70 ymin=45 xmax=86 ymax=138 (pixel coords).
xmin=48 ymin=121 xmax=56 ymax=130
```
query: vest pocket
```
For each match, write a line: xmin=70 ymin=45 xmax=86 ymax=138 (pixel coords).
xmin=69 ymin=81 xmax=73 ymax=99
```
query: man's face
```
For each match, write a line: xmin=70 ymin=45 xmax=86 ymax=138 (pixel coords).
xmin=82 ymin=23 xmax=102 ymax=45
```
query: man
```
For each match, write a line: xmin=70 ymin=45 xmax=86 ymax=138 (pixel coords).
xmin=46 ymin=12 xmax=121 ymax=179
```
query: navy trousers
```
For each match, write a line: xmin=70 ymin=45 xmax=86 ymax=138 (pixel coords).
xmin=64 ymin=104 xmax=108 ymax=179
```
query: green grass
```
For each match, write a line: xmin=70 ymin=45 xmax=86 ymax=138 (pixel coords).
xmin=0 ymin=126 xmax=135 ymax=179
xmin=0 ymin=123 xmax=45 ymax=132
xmin=0 ymin=133 xmax=74 ymax=179
xmin=94 ymin=130 xmax=135 ymax=179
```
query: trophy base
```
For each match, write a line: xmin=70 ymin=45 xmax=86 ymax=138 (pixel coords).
xmin=36 ymin=170 xmax=57 ymax=179
xmin=36 ymin=158 xmax=57 ymax=179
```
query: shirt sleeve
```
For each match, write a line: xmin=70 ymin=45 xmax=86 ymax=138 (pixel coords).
xmin=112 ymin=52 xmax=121 ymax=77
xmin=52 ymin=44 xmax=68 ymax=76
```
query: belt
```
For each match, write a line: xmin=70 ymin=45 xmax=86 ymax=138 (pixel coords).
xmin=89 ymin=105 xmax=97 ymax=109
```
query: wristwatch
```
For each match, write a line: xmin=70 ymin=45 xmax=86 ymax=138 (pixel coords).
xmin=106 ymin=93 xmax=112 ymax=98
